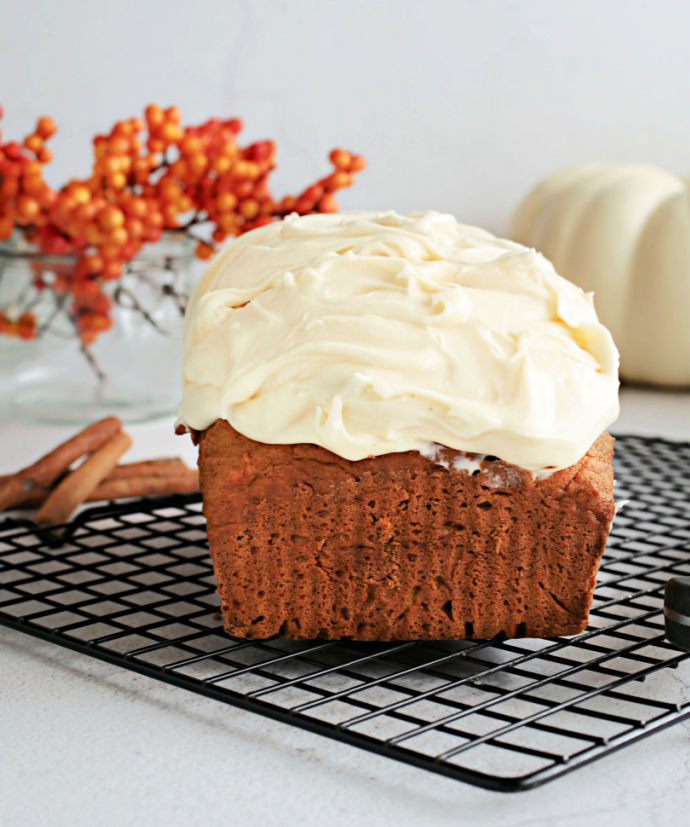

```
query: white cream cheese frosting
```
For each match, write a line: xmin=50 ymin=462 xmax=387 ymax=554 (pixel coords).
xmin=178 ymin=210 xmax=619 ymax=471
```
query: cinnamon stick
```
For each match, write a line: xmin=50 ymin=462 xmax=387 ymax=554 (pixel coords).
xmin=2 ymin=468 xmax=199 ymax=509
xmin=35 ymin=431 xmax=132 ymax=526
xmin=91 ymin=468 xmax=199 ymax=500
xmin=0 ymin=458 xmax=198 ymax=511
xmin=105 ymin=457 xmax=186 ymax=480
xmin=0 ymin=417 xmax=122 ymax=511
xmin=0 ymin=457 xmax=186 ymax=487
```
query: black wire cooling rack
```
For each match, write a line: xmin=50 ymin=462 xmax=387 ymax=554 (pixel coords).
xmin=1 ymin=433 xmax=689 ymax=792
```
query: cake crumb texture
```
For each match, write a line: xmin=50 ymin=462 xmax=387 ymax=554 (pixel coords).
xmin=199 ymin=421 xmax=615 ymax=641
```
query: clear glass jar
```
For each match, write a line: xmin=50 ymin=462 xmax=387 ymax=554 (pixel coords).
xmin=0 ymin=232 xmax=197 ymax=423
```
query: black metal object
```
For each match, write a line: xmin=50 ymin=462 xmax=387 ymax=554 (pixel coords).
xmin=665 ymin=577 xmax=690 ymax=652
xmin=1 ymin=433 xmax=689 ymax=793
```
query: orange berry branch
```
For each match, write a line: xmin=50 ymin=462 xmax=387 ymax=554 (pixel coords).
xmin=0 ymin=104 xmax=366 ymax=346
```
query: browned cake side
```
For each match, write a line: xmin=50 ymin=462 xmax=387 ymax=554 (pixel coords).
xmin=198 ymin=420 xmax=615 ymax=641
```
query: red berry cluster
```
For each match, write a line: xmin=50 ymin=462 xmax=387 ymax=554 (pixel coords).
xmin=0 ymin=310 xmax=37 ymax=339
xmin=0 ymin=104 xmax=366 ymax=345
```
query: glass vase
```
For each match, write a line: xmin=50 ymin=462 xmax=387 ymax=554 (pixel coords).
xmin=0 ymin=232 xmax=197 ymax=424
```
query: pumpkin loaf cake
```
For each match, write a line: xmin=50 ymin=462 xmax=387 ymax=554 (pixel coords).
xmin=178 ymin=211 xmax=620 ymax=641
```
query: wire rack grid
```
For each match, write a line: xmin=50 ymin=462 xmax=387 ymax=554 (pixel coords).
xmin=1 ymin=433 xmax=689 ymax=792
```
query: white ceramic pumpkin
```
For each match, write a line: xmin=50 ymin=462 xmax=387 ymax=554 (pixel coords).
xmin=510 ymin=163 xmax=690 ymax=386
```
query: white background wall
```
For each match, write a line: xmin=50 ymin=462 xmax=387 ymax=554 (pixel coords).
xmin=2 ymin=0 xmax=690 ymax=235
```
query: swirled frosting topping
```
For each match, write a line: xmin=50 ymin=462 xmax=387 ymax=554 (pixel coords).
xmin=178 ymin=210 xmax=619 ymax=471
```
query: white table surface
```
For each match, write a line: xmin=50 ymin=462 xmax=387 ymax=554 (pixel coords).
xmin=2 ymin=386 xmax=690 ymax=827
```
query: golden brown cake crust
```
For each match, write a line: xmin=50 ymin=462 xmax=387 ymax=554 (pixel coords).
xmin=198 ymin=421 xmax=615 ymax=641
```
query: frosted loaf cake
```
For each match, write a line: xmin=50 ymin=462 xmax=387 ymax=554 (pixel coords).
xmin=178 ymin=211 xmax=619 ymax=640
